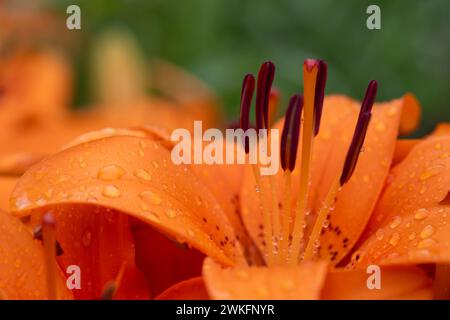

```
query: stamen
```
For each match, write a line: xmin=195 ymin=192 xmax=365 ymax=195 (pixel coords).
xmin=280 ymin=94 xmax=303 ymax=171
xmin=288 ymin=59 xmax=320 ymax=265
xmin=42 ymin=213 xmax=57 ymax=300
xmin=255 ymin=61 xmax=275 ymax=130
xmin=313 ymin=60 xmax=327 ymax=136
xmin=304 ymin=80 xmax=377 ymax=261
xmin=239 ymin=74 xmax=255 ymax=153
xmin=340 ymin=80 xmax=377 ymax=186
xmin=278 ymin=94 xmax=303 ymax=261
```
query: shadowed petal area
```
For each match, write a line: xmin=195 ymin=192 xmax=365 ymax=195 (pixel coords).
xmin=392 ymin=139 xmax=420 ymax=166
xmin=202 ymin=258 xmax=327 ymax=299
xmin=0 ymin=210 xmax=72 ymax=300
xmin=155 ymin=277 xmax=209 ymax=300
xmin=10 ymin=136 xmax=245 ymax=267
xmin=322 ymin=266 xmax=432 ymax=299
xmin=132 ymin=221 xmax=205 ymax=298
xmin=352 ymin=136 xmax=450 ymax=267
xmin=27 ymin=207 xmax=149 ymax=299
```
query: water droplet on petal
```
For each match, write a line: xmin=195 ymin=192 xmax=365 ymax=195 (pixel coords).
xmin=98 ymin=165 xmax=125 ymax=180
xmin=420 ymin=225 xmax=435 ymax=239
xmin=419 ymin=164 xmax=444 ymax=181
xmin=389 ymin=233 xmax=400 ymax=246
xmin=139 ymin=190 xmax=162 ymax=205
xmin=417 ymin=238 xmax=436 ymax=249
xmin=102 ymin=185 xmax=121 ymax=198
xmin=414 ymin=208 xmax=428 ymax=220
xmin=375 ymin=228 xmax=385 ymax=240
xmin=142 ymin=211 xmax=160 ymax=222
xmin=389 ymin=216 xmax=402 ymax=229
xmin=166 ymin=209 xmax=176 ymax=219
xmin=134 ymin=169 xmax=152 ymax=181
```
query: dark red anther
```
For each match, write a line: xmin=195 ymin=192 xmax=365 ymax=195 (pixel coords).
xmin=255 ymin=61 xmax=275 ymax=130
xmin=280 ymin=94 xmax=303 ymax=171
xmin=240 ymin=74 xmax=255 ymax=131
xmin=340 ymin=80 xmax=378 ymax=185
xmin=239 ymin=74 xmax=255 ymax=153
xmin=360 ymin=80 xmax=378 ymax=114
xmin=313 ymin=60 xmax=327 ymax=136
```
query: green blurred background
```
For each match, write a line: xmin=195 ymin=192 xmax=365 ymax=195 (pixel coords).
xmin=51 ymin=0 xmax=449 ymax=136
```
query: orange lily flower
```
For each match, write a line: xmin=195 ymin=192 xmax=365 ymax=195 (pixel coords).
xmin=5 ymin=59 xmax=448 ymax=300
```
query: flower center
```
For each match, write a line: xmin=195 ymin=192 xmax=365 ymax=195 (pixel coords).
xmin=239 ymin=60 xmax=377 ymax=266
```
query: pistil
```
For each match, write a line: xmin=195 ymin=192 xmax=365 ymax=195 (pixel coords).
xmin=289 ymin=60 xmax=322 ymax=264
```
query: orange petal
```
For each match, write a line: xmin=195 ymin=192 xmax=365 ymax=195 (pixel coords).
xmin=202 ymin=257 xmax=328 ymax=299
xmin=352 ymin=135 xmax=450 ymax=266
xmin=0 ymin=210 xmax=73 ymax=300
xmin=398 ymin=93 xmax=421 ymax=136
xmin=430 ymin=123 xmax=450 ymax=138
xmin=132 ymin=221 xmax=205 ymax=298
xmin=11 ymin=135 xmax=245 ymax=266
xmin=322 ymin=266 xmax=432 ymax=300
xmin=155 ymin=277 xmax=209 ymax=300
